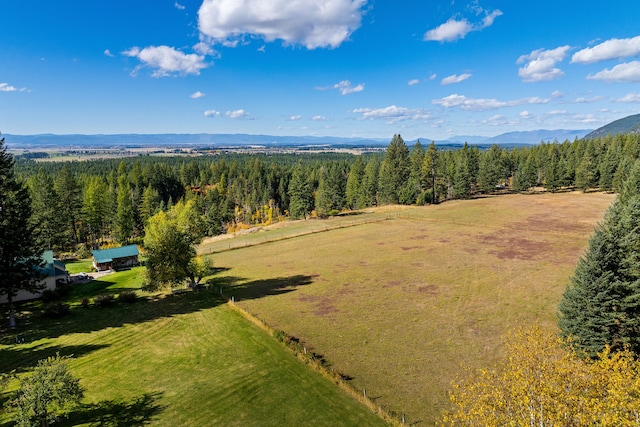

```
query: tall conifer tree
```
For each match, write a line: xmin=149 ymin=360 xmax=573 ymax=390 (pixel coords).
xmin=0 ymin=136 xmax=44 ymax=328
xmin=559 ymin=160 xmax=640 ymax=356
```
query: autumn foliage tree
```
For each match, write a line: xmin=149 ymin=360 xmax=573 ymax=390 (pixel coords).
xmin=442 ymin=325 xmax=640 ymax=426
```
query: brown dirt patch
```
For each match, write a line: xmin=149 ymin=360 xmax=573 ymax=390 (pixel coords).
xmin=298 ymin=294 xmax=339 ymax=317
xmin=481 ymin=233 xmax=551 ymax=261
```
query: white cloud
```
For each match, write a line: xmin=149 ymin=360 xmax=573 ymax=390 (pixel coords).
xmin=548 ymin=109 xmax=567 ymax=115
xmin=551 ymin=90 xmax=564 ymax=98
xmin=483 ymin=114 xmax=513 ymax=126
xmin=424 ymin=9 xmax=502 ymax=42
xmin=190 ymin=91 xmax=206 ymax=99
xmin=333 ymin=80 xmax=364 ymax=95
xmin=123 ymin=45 xmax=207 ymax=77
xmin=432 ymin=94 xmax=549 ymax=111
xmin=617 ymin=93 xmax=640 ymax=103
xmin=351 ymin=105 xmax=431 ymax=123
xmin=175 ymin=2 xmax=186 ymax=10
xmin=225 ymin=109 xmax=251 ymax=119
xmin=257 ymin=45 xmax=266 ymax=53
xmin=429 ymin=73 xmax=437 ymax=80
xmin=204 ymin=110 xmax=220 ymax=117
xmin=572 ymin=35 xmax=640 ymax=64
xmin=104 ymin=49 xmax=114 ymax=57
xmin=441 ymin=73 xmax=472 ymax=85
xmin=193 ymin=42 xmax=216 ymax=56
xmin=288 ymin=115 xmax=302 ymax=121
xmin=198 ymin=0 xmax=367 ymax=49
xmin=519 ymin=110 xmax=533 ymax=119
xmin=0 ymin=83 xmax=28 ymax=92
xmin=0 ymin=83 xmax=17 ymax=92
xmin=517 ymin=46 xmax=570 ymax=82
xmin=408 ymin=79 xmax=421 ymax=86
xmin=573 ymin=96 xmax=603 ymax=103
xmin=587 ymin=61 xmax=640 ymax=82
xmin=570 ymin=114 xmax=599 ymax=124
xmin=312 ymin=115 xmax=328 ymax=121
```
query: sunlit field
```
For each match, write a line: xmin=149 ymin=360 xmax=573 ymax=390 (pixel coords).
xmin=210 ymin=192 xmax=614 ymax=424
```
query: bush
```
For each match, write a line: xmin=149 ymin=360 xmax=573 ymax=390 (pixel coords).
xmin=40 ymin=289 xmax=59 ymax=303
xmin=94 ymin=294 xmax=114 ymax=308
xmin=117 ymin=290 xmax=137 ymax=303
xmin=81 ymin=298 xmax=90 ymax=307
xmin=75 ymin=244 xmax=91 ymax=259
xmin=273 ymin=330 xmax=286 ymax=343
xmin=44 ymin=302 xmax=70 ymax=318
xmin=56 ymin=282 xmax=71 ymax=298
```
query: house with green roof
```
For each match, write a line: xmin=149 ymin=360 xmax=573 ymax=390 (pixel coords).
xmin=92 ymin=244 xmax=140 ymax=271
xmin=0 ymin=250 xmax=69 ymax=303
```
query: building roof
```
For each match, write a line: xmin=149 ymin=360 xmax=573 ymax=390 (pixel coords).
xmin=38 ymin=250 xmax=68 ymax=278
xmin=93 ymin=245 xmax=140 ymax=264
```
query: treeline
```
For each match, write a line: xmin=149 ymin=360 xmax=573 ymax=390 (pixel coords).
xmin=14 ymin=132 xmax=640 ymax=253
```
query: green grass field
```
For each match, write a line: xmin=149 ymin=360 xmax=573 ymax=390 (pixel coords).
xmin=0 ymin=268 xmax=387 ymax=426
xmin=209 ymin=192 xmax=615 ymax=425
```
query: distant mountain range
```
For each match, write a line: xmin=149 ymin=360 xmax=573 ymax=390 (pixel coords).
xmin=583 ymin=113 xmax=640 ymax=139
xmin=2 ymin=128 xmax=594 ymax=149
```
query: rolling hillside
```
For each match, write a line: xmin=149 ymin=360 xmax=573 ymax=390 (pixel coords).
xmin=584 ymin=113 xmax=640 ymax=139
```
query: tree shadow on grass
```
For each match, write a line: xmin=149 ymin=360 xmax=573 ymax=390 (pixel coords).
xmin=1 ymin=273 xmax=315 ymax=346
xmin=0 ymin=343 xmax=109 ymax=374
xmin=61 ymin=392 xmax=165 ymax=427
xmin=214 ymin=274 xmax=317 ymax=302
xmin=0 ymin=290 xmax=225 ymax=344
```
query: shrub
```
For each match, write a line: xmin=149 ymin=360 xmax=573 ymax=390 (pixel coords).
xmin=273 ymin=330 xmax=286 ymax=343
xmin=94 ymin=294 xmax=114 ymax=307
xmin=55 ymin=282 xmax=71 ymax=298
xmin=117 ymin=290 xmax=137 ymax=303
xmin=40 ymin=289 xmax=59 ymax=303
xmin=75 ymin=244 xmax=91 ymax=259
xmin=44 ymin=302 xmax=70 ymax=318
xmin=81 ymin=298 xmax=90 ymax=307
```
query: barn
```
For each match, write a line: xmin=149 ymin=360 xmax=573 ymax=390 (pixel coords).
xmin=92 ymin=245 xmax=140 ymax=272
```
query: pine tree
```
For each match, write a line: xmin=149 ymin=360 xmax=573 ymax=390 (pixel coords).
xmin=399 ymin=141 xmax=424 ymax=204
xmin=115 ymin=174 xmax=135 ymax=243
xmin=0 ymin=136 xmax=44 ymax=328
xmin=28 ymin=169 xmax=65 ymax=250
xmin=559 ymin=160 xmax=640 ymax=357
xmin=452 ymin=152 xmax=471 ymax=199
xmin=378 ymin=134 xmax=410 ymax=204
xmin=345 ymin=156 xmax=365 ymax=209
xmin=361 ymin=158 xmax=379 ymax=207
xmin=288 ymin=163 xmax=313 ymax=219
xmin=477 ymin=145 xmax=503 ymax=193
xmin=53 ymin=166 xmax=82 ymax=249
xmin=421 ymin=142 xmax=439 ymax=203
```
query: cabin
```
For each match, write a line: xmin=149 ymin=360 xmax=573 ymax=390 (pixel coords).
xmin=92 ymin=245 xmax=140 ymax=272
xmin=0 ymin=250 xmax=69 ymax=303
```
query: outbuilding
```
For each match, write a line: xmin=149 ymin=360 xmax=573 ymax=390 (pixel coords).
xmin=92 ymin=245 xmax=140 ymax=271
xmin=0 ymin=250 xmax=69 ymax=303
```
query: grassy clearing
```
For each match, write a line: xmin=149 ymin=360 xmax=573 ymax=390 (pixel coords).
xmin=0 ymin=268 xmax=387 ymax=426
xmin=64 ymin=259 xmax=94 ymax=274
xmin=209 ymin=192 xmax=615 ymax=425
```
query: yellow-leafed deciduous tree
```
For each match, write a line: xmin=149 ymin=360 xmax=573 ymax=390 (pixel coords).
xmin=441 ymin=325 xmax=640 ymax=426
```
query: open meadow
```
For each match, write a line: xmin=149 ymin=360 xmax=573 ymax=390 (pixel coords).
xmin=209 ymin=192 xmax=615 ymax=425
xmin=0 ymin=268 xmax=387 ymax=426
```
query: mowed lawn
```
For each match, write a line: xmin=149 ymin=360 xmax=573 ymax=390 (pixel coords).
xmin=210 ymin=192 xmax=615 ymax=425
xmin=0 ymin=269 xmax=388 ymax=426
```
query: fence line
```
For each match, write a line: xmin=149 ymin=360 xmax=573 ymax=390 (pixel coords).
xmin=221 ymin=292 xmax=405 ymax=426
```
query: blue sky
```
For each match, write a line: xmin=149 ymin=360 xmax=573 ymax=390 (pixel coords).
xmin=2 ymin=0 xmax=640 ymax=140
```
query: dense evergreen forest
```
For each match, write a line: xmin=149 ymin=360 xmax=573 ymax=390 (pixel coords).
xmin=13 ymin=133 xmax=640 ymax=254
